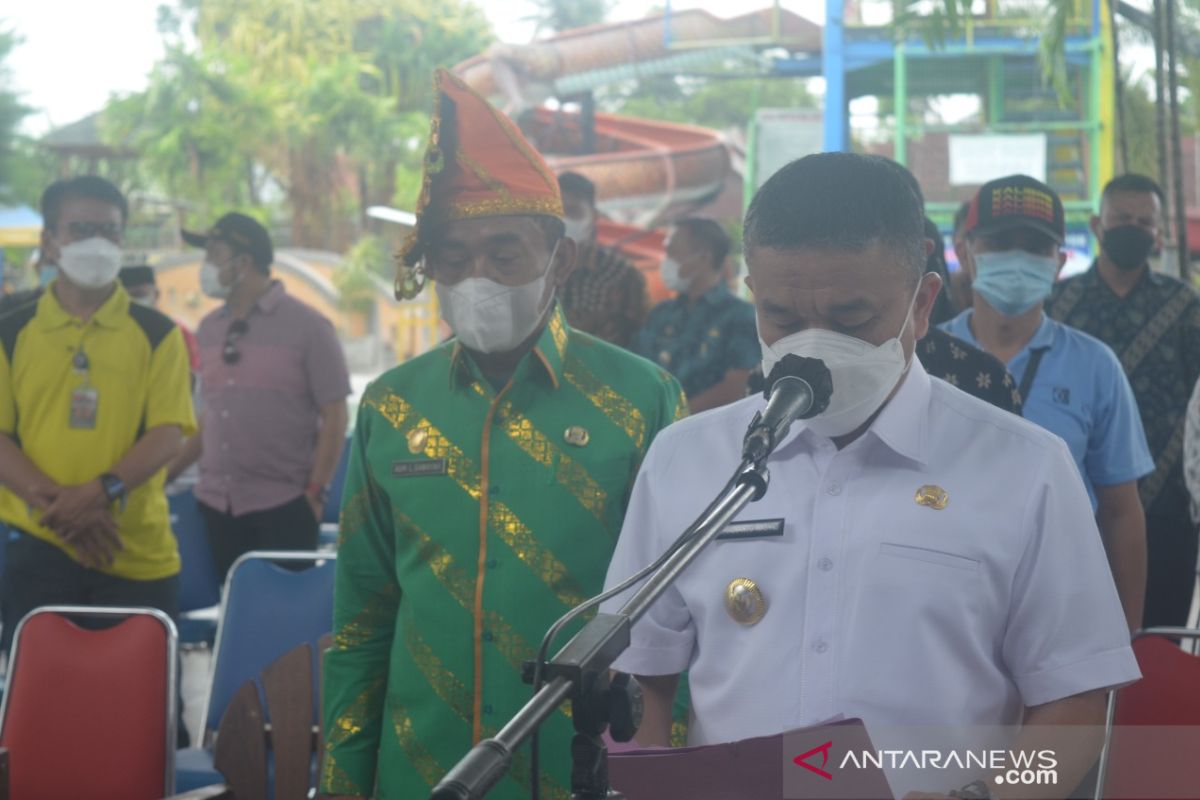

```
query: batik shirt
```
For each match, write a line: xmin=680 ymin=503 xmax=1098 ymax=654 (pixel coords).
xmin=1047 ymin=265 xmax=1200 ymax=518
xmin=321 ymin=305 xmax=686 ymax=799
xmin=634 ymin=282 xmax=760 ymax=399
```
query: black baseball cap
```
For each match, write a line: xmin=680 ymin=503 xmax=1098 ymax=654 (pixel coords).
xmin=182 ymin=212 xmax=274 ymax=269
xmin=119 ymin=265 xmax=156 ymax=288
xmin=964 ymin=175 xmax=1065 ymax=244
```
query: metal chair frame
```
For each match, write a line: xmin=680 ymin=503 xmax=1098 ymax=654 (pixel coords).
xmin=1094 ymin=625 xmax=1200 ymax=800
xmin=197 ymin=550 xmax=336 ymax=747
xmin=0 ymin=604 xmax=179 ymax=795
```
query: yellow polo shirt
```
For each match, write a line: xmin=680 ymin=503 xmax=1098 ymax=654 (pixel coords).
xmin=0 ymin=283 xmax=196 ymax=580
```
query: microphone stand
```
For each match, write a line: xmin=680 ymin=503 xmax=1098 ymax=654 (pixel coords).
xmin=430 ymin=458 xmax=772 ymax=800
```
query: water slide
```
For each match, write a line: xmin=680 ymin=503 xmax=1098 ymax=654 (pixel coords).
xmin=452 ymin=8 xmax=823 ymax=282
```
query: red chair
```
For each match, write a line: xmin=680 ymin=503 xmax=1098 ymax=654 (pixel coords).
xmin=1096 ymin=627 xmax=1200 ymax=800
xmin=0 ymin=605 xmax=178 ymax=799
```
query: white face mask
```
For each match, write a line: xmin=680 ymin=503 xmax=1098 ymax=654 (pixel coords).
xmin=563 ymin=212 xmax=593 ymax=243
xmin=660 ymin=257 xmax=692 ymax=293
xmin=57 ymin=237 xmax=122 ymax=290
xmin=200 ymin=260 xmax=233 ymax=299
xmin=759 ymin=286 xmax=920 ymax=439
xmin=130 ymin=294 xmax=157 ymax=309
xmin=435 ymin=241 xmax=559 ymax=354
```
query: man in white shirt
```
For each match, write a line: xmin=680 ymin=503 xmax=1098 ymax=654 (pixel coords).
xmin=601 ymin=153 xmax=1139 ymax=799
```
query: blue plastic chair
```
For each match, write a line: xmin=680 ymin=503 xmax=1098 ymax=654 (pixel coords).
xmin=168 ymin=489 xmax=222 ymax=646
xmin=175 ymin=551 xmax=336 ymax=792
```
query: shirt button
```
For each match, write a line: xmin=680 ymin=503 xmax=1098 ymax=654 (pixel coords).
xmin=488 ymin=485 xmax=501 ymax=496
xmin=817 ymin=557 xmax=834 ymax=572
xmin=826 ymin=482 xmax=842 ymax=496
xmin=486 ymin=558 xmax=498 ymax=569
xmin=813 ymin=640 xmax=829 ymax=654
xmin=483 ymin=631 xmax=494 ymax=643
xmin=483 ymin=705 xmax=494 ymax=715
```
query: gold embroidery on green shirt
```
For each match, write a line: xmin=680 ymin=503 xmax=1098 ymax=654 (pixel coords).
xmin=563 ymin=353 xmax=647 ymax=450
xmin=391 ymin=705 xmax=445 ymax=788
xmin=320 ymin=676 xmax=385 ymax=794
xmin=549 ymin=310 xmax=568 ymax=359
xmin=404 ymin=624 xmax=472 ymax=723
xmin=333 ymin=583 xmax=400 ymax=651
xmin=490 ymin=500 xmax=587 ymax=608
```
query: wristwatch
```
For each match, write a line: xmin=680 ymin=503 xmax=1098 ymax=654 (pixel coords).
xmin=99 ymin=472 xmax=127 ymax=511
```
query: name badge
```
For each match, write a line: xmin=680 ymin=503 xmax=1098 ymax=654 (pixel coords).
xmin=392 ymin=459 xmax=448 ymax=478
xmin=69 ymin=385 xmax=99 ymax=430
xmin=716 ymin=518 xmax=785 ymax=541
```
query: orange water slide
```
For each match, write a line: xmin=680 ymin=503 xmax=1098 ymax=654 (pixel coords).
xmin=453 ymin=8 xmax=822 ymax=227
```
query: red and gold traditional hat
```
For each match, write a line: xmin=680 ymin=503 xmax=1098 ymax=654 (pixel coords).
xmin=395 ymin=68 xmax=564 ymax=299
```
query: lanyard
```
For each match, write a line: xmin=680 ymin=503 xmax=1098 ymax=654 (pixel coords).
xmin=1017 ymin=346 xmax=1050 ymax=417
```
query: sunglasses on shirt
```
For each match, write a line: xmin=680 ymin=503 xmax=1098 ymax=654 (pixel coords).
xmin=222 ymin=320 xmax=249 ymax=365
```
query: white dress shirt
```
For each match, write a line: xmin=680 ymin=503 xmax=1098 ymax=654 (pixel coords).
xmin=602 ymin=360 xmax=1139 ymax=750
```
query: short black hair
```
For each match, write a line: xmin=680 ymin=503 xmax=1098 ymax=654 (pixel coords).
xmin=1102 ymin=173 xmax=1165 ymax=203
xmin=743 ymin=152 xmax=925 ymax=278
xmin=558 ymin=172 xmax=596 ymax=205
xmin=953 ymin=201 xmax=972 ymax=237
xmin=672 ymin=217 xmax=731 ymax=270
xmin=41 ymin=175 xmax=128 ymax=232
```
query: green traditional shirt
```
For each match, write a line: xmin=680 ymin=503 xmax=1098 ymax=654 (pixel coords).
xmin=321 ymin=305 xmax=686 ymax=799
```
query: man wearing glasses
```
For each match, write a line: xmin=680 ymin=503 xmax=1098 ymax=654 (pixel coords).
xmin=0 ymin=176 xmax=195 ymax=660
xmin=181 ymin=213 xmax=350 ymax=578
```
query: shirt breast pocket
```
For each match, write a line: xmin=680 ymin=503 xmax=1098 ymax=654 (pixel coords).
xmin=877 ymin=541 xmax=981 ymax=573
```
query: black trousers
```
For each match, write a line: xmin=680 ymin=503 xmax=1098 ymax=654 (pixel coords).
xmin=197 ymin=494 xmax=319 ymax=580
xmin=1143 ymin=510 xmax=1200 ymax=630
xmin=0 ymin=528 xmax=188 ymax=746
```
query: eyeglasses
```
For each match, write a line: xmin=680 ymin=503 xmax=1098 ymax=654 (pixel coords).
xmin=222 ymin=320 xmax=248 ymax=365
xmin=65 ymin=221 xmax=123 ymax=241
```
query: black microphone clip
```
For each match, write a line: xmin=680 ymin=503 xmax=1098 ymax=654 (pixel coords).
xmin=742 ymin=355 xmax=833 ymax=464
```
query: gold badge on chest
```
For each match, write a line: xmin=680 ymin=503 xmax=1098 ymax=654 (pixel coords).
xmin=914 ymin=484 xmax=949 ymax=510
xmin=724 ymin=577 xmax=767 ymax=626
xmin=407 ymin=428 xmax=429 ymax=454
xmin=564 ymin=425 xmax=590 ymax=447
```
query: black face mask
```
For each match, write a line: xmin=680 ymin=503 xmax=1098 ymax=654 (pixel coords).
xmin=1101 ymin=225 xmax=1156 ymax=271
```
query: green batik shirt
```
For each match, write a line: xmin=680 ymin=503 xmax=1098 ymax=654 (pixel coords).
xmin=321 ymin=305 xmax=686 ymax=799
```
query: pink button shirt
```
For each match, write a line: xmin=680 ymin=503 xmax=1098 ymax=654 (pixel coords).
xmin=195 ymin=281 xmax=350 ymax=515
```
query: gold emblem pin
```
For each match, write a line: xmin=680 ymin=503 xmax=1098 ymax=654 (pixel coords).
xmin=725 ymin=578 xmax=767 ymax=626
xmin=914 ymin=484 xmax=949 ymax=510
xmin=407 ymin=428 xmax=429 ymax=454
xmin=564 ymin=426 xmax=590 ymax=447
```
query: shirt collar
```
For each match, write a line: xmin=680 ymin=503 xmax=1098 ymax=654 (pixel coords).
xmin=863 ymin=356 xmax=931 ymax=466
xmin=1087 ymin=259 xmax=1164 ymax=291
xmin=36 ymin=280 xmax=131 ymax=331
xmin=949 ymin=308 xmax=1056 ymax=354
xmin=449 ymin=302 xmax=570 ymax=392
xmin=218 ymin=280 xmax=285 ymax=318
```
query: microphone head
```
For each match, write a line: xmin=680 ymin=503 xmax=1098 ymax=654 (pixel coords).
xmin=763 ymin=354 xmax=833 ymax=419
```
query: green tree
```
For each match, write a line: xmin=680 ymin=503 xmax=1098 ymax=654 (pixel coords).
xmin=105 ymin=0 xmax=491 ymax=250
xmin=0 ymin=25 xmax=39 ymax=205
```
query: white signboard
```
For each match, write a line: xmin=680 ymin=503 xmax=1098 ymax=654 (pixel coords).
xmin=949 ymin=134 xmax=1047 ymax=185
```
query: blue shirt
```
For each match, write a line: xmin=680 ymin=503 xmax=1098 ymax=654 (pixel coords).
xmin=633 ymin=282 xmax=760 ymax=399
xmin=941 ymin=310 xmax=1154 ymax=507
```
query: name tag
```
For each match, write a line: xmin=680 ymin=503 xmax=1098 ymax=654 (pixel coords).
xmin=392 ymin=459 xmax=448 ymax=478
xmin=716 ymin=518 xmax=785 ymax=541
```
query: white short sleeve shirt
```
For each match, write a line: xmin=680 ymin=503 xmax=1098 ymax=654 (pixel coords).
xmin=601 ymin=359 xmax=1139 ymax=748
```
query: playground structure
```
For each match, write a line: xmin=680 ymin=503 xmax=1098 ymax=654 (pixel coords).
xmin=453 ymin=0 xmax=1114 ymax=260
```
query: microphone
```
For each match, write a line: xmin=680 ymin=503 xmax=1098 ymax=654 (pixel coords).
xmin=742 ymin=355 xmax=833 ymax=464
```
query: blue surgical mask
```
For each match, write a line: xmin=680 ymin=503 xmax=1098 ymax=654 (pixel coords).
xmin=971 ymin=250 xmax=1057 ymax=317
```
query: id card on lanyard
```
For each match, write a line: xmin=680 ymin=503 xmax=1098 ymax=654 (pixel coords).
xmin=68 ymin=346 xmax=98 ymax=430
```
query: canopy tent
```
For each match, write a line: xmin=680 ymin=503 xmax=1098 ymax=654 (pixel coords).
xmin=0 ymin=205 xmax=42 ymax=247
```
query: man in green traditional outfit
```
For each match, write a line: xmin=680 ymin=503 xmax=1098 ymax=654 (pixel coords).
xmin=319 ymin=68 xmax=687 ymax=800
